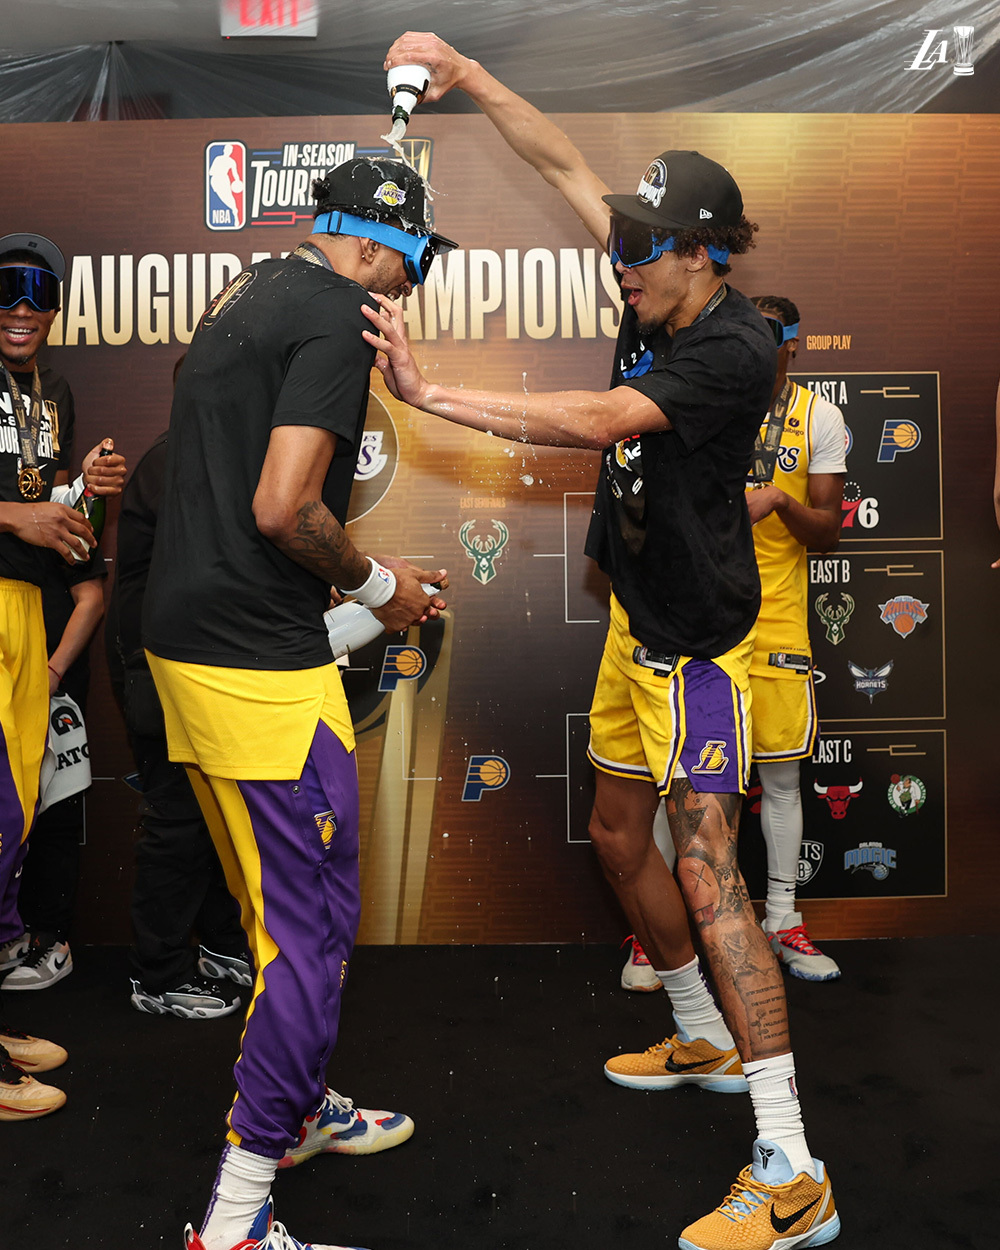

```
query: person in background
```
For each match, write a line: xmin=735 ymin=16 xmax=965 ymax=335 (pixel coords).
xmin=0 ymin=230 xmax=125 ymax=1121
xmin=2 ymin=547 xmax=108 ymax=989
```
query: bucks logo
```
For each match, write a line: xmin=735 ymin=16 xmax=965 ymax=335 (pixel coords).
xmin=815 ymin=592 xmax=854 ymax=646
xmin=459 ymin=519 xmax=509 ymax=585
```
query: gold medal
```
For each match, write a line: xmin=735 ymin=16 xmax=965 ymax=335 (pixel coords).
xmin=17 ymin=465 xmax=44 ymax=500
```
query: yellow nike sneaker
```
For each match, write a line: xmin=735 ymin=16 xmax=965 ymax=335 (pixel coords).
xmin=604 ymin=1033 xmax=748 ymax=1092
xmin=678 ymin=1139 xmax=840 ymax=1250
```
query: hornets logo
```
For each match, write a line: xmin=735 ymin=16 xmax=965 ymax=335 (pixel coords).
xmin=378 ymin=645 xmax=427 ymax=692
xmin=313 ymin=810 xmax=337 ymax=844
xmin=462 ymin=755 xmax=510 ymax=802
xmin=690 ymin=740 xmax=730 ymax=775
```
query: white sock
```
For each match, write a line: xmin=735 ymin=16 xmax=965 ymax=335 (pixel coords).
xmin=758 ymin=760 xmax=803 ymax=930
xmin=743 ymin=1052 xmax=815 ymax=1180
xmin=654 ymin=956 xmax=735 ymax=1051
xmin=200 ymin=1142 xmax=276 ymax=1250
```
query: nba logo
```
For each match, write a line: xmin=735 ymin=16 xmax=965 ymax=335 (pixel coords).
xmin=378 ymin=645 xmax=427 ymax=692
xmin=461 ymin=755 xmax=510 ymax=802
xmin=205 ymin=142 xmax=247 ymax=231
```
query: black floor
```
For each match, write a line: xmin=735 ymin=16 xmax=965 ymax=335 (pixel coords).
xmin=5 ymin=939 xmax=995 ymax=1250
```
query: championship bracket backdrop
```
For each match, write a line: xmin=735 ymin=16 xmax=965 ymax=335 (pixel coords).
xmin=10 ymin=112 xmax=998 ymax=942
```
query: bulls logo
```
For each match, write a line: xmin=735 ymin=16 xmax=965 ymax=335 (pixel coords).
xmin=814 ymin=778 xmax=862 ymax=819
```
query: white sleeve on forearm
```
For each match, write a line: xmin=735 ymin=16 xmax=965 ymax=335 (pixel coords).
xmin=49 ymin=474 xmax=85 ymax=507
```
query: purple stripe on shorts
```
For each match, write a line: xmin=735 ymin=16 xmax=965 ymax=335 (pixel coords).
xmin=227 ymin=720 xmax=361 ymax=1158
xmin=676 ymin=660 xmax=746 ymax=794
xmin=0 ymin=722 xmax=31 ymax=944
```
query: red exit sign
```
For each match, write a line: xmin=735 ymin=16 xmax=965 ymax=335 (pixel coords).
xmin=220 ymin=0 xmax=318 ymax=38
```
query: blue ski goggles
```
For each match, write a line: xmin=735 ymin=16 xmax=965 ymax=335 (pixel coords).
xmin=760 ymin=313 xmax=800 ymax=346
xmin=0 ymin=265 xmax=61 ymax=312
xmin=313 ymin=210 xmax=457 ymax=286
xmin=608 ymin=214 xmax=730 ymax=269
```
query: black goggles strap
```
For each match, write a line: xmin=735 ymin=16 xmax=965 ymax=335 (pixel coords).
xmin=0 ymin=266 xmax=61 ymax=311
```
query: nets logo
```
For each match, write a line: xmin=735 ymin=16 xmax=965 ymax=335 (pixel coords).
xmin=378 ymin=646 xmax=427 ymax=693
xmin=798 ymin=840 xmax=825 ymax=884
xmin=205 ymin=142 xmax=247 ymax=231
xmin=462 ymin=755 xmax=510 ymax=802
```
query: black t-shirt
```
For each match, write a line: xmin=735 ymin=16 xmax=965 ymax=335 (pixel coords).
xmin=0 ymin=364 xmax=75 ymax=585
xmin=585 ymin=284 xmax=775 ymax=657
xmin=143 ymin=256 xmax=376 ymax=669
xmin=106 ymin=431 xmax=167 ymax=681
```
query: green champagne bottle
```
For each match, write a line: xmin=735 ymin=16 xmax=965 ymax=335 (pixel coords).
xmin=73 ymin=444 xmax=113 ymax=545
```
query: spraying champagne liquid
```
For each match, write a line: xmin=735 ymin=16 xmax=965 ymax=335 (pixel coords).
xmin=383 ymin=63 xmax=430 ymax=153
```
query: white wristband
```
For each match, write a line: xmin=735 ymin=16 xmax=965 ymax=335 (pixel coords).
xmin=50 ymin=474 xmax=85 ymax=508
xmin=349 ymin=557 xmax=396 ymax=608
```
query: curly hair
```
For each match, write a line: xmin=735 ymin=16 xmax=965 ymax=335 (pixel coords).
xmin=752 ymin=294 xmax=800 ymax=326
xmin=667 ymin=217 xmax=759 ymax=276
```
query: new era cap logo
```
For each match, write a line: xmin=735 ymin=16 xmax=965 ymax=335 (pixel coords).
xmin=699 ymin=208 xmax=713 ymax=219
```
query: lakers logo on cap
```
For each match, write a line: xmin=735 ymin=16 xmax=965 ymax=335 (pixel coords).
xmin=314 ymin=810 xmax=337 ymax=844
xmin=690 ymin=741 xmax=730 ymax=775
xmin=637 ymin=159 xmax=668 ymax=208
xmin=374 ymin=180 xmax=407 ymax=208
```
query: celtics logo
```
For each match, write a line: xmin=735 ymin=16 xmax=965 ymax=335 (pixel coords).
xmin=887 ymin=774 xmax=927 ymax=818
xmin=815 ymin=592 xmax=854 ymax=646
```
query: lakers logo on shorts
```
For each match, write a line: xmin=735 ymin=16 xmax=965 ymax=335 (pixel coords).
xmin=690 ymin=740 xmax=730 ymax=776
xmin=314 ymin=810 xmax=337 ymax=844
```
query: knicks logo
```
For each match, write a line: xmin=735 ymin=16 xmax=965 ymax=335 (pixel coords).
xmin=313 ymin=810 xmax=337 ymax=844
xmin=205 ymin=141 xmax=247 ymax=230
xmin=378 ymin=645 xmax=427 ymax=692
xmin=690 ymin=741 xmax=730 ymax=775
xmin=462 ymin=755 xmax=510 ymax=802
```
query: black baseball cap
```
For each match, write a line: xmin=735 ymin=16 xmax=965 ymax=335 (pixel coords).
xmin=0 ymin=232 xmax=66 ymax=280
xmin=313 ymin=157 xmax=437 ymax=237
xmin=603 ymin=151 xmax=744 ymax=232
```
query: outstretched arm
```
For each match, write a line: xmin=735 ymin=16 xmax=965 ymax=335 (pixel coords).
xmin=362 ymin=294 xmax=668 ymax=450
xmin=386 ymin=31 xmax=613 ymax=247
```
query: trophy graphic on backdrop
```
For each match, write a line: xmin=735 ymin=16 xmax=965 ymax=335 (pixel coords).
xmin=342 ymin=610 xmax=455 ymax=943
xmin=952 ymin=26 xmax=975 ymax=75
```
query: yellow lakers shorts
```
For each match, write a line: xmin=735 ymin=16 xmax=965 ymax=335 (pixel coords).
xmin=145 ymin=652 xmax=355 ymax=780
xmin=587 ymin=595 xmax=753 ymax=795
xmin=0 ymin=578 xmax=49 ymax=851
xmin=749 ymin=672 xmax=817 ymax=762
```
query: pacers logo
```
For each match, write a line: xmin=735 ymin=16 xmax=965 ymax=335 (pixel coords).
xmin=378 ymin=645 xmax=427 ymax=692
xmin=462 ymin=755 xmax=510 ymax=802
xmin=877 ymin=419 xmax=921 ymax=463
xmin=690 ymin=741 xmax=729 ymax=776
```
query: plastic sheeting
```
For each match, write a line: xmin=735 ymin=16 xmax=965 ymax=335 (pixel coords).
xmin=0 ymin=0 xmax=997 ymax=122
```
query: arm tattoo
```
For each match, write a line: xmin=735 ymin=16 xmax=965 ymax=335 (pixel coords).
xmin=275 ymin=499 xmax=369 ymax=587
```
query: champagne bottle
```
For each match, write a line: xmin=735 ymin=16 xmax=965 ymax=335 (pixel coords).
xmin=325 ymin=583 xmax=441 ymax=659
xmin=71 ymin=444 xmax=113 ymax=559
xmin=385 ymin=64 xmax=430 ymax=144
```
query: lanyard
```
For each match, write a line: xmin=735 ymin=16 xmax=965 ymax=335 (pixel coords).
xmin=292 ymin=242 xmax=334 ymax=271
xmin=749 ymin=376 xmax=793 ymax=486
xmin=3 ymin=364 xmax=46 ymax=499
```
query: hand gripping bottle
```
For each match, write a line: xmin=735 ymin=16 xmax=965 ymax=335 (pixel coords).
xmin=325 ymin=583 xmax=441 ymax=659
xmin=71 ymin=443 xmax=114 ymax=559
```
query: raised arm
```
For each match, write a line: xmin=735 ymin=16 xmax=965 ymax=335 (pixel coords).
xmin=385 ymin=31 xmax=613 ymax=247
